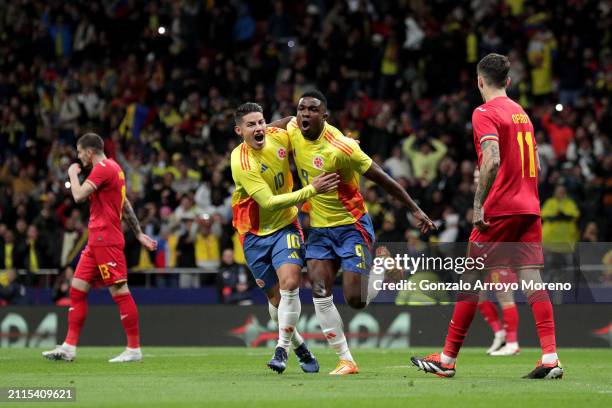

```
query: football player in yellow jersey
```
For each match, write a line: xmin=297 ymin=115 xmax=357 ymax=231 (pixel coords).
xmin=230 ymin=102 xmax=339 ymax=374
xmin=271 ymin=90 xmax=435 ymax=375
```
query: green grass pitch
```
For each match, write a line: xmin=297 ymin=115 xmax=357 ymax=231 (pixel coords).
xmin=1 ymin=347 xmax=611 ymax=407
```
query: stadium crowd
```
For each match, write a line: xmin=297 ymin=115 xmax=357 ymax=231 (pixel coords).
xmin=0 ymin=0 xmax=610 ymax=303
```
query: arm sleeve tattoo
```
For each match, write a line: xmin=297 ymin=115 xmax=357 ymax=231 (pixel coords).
xmin=122 ymin=199 xmax=142 ymax=236
xmin=474 ymin=140 xmax=500 ymax=209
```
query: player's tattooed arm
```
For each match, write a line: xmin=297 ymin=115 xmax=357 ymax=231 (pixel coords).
xmin=363 ymin=161 xmax=435 ymax=233
xmin=123 ymin=199 xmax=158 ymax=251
xmin=122 ymin=199 xmax=142 ymax=236
xmin=473 ymin=140 xmax=500 ymax=230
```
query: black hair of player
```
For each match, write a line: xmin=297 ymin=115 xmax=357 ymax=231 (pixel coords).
xmin=477 ymin=53 xmax=510 ymax=89
xmin=234 ymin=102 xmax=264 ymax=125
xmin=77 ymin=133 xmax=104 ymax=153
xmin=300 ymin=90 xmax=327 ymax=110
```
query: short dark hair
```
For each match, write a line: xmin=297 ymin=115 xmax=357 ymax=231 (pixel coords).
xmin=300 ymin=89 xmax=327 ymax=109
xmin=77 ymin=133 xmax=104 ymax=153
xmin=477 ymin=53 xmax=510 ymax=89
xmin=234 ymin=102 xmax=263 ymax=125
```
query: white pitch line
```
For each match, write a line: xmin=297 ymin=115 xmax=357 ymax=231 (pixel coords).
xmin=143 ymin=353 xmax=210 ymax=358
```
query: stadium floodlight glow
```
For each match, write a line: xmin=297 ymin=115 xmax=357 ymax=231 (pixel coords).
xmin=555 ymin=103 xmax=563 ymax=112
xmin=158 ymin=26 xmax=166 ymax=35
xmin=288 ymin=40 xmax=295 ymax=48
xmin=65 ymin=181 xmax=71 ymax=189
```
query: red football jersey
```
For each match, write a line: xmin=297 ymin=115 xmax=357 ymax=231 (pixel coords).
xmin=84 ymin=158 xmax=126 ymax=247
xmin=472 ymin=96 xmax=540 ymax=217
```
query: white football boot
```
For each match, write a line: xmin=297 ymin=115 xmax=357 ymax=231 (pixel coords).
xmin=108 ymin=347 xmax=143 ymax=363
xmin=42 ymin=343 xmax=76 ymax=362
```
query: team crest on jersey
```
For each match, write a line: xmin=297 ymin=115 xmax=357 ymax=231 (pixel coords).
xmin=313 ymin=156 xmax=324 ymax=169
xmin=277 ymin=148 xmax=287 ymax=159
xmin=256 ymin=279 xmax=265 ymax=288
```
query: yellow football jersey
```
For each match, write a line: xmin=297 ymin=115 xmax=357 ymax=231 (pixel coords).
xmin=231 ymin=126 xmax=317 ymax=236
xmin=287 ymin=118 xmax=372 ymax=228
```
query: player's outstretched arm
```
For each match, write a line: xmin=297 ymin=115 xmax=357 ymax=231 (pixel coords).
xmin=363 ymin=162 xmax=435 ymax=233
xmin=67 ymin=163 xmax=95 ymax=203
xmin=267 ymin=116 xmax=294 ymax=130
xmin=473 ymin=139 xmax=500 ymax=231
xmin=250 ymin=172 xmax=340 ymax=211
xmin=123 ymin=199 xmax=158 ymax=251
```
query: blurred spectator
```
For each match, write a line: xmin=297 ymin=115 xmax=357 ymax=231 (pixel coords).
xmin=1 ymin=229 xmax=21 ymax=270
xmin=541 ymin=109 xmax=574 ymax=159
xmin=438 ymin=208 xmax=460 ymax=243
xmin=542 ymin=185 xmax=580 ymax=285
xmin=24 ymin=225 xmax=51 ymax=274
xmin=383 ymin=146 xmax=411 ymax=180
xmin=153 ymin=224 xmax=179 ymax=288
xmin=171 ymin=195 xmax=198 ymax=229
xmin=52 ymin=266 xmax=73 ymax=306
xmin=542 ymin=185 xmax=581 ymax=251
xmin=59 ymin=215 xmax=86 ymax=268
xmin=581 ymin=222 xmax=600 ymax=243
xmin=217 ymin=249 xmax=253 ymax=305
xmin=402 ymin=133 xmax=448 ymax=184
xmin=0 ymin=269 xmax=27 ymax=305
xmin=527 ymin=29 xmax=557 ymax=102
xmin=57 ymin=91 xmax=81 ymax=145
xmin=377 ymin=214 xmax=403 ymax=242
xmin=195 ymin=215 xmax=221 ymax=285
xmin=176 ymin=216 xmax=197 ymax=288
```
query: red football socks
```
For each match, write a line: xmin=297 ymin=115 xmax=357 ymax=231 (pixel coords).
xmin=443 ymin=292 xmax=479 ymax=358
xmin=65 ymin=287 xmax=88 ymax=346
xmin=479 ymin=300 xmax=502 ymax=333
xmin=502 ymin=304 xmax=519 ymax=343
xmin=113 ymin=293 xmax=141 ymax=349
xmin=528 ymin=290 xmax=556 ymax=354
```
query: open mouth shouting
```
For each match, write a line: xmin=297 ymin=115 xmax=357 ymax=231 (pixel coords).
xmin=300 ymin=119 xmax=310 ymax=133
xmin=252 ymin=131 xmax=265 ymax=148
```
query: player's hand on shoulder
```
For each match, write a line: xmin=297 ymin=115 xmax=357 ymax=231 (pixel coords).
xmin=311 ymin=172 xmax=340 ymax=193
xmin=138 ymin=233 xmax=158 ymax=251
xmin=68 ymin=163 xmax=81 ymax=177
xmin=411 ymin=208 xmax=436 ymax=234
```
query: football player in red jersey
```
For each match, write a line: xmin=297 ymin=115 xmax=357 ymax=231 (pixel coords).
xmin=411 ymin=54 xmax=562 ymax=379
xmin=479 ymin=284 xmax=521 ymax=356
xmin=43 ymin=133 xmax=157 ymax=363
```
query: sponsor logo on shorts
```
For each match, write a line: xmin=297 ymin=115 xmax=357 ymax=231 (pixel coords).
xmin=256 ymin=279 xmax=265 ymax=288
